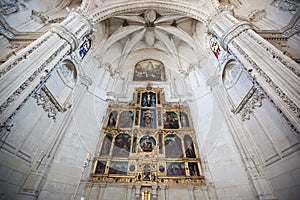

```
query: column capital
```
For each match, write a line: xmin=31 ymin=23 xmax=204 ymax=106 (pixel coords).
xmin=207 ymin=5 xmax=234 ymax=27
xmin=50 ymin=24 xmax=78 ymax=51
xmin=208 ymin=10 xmax=253 ymax=50
xmin=221 ymin=21 xmax=253 ymax=50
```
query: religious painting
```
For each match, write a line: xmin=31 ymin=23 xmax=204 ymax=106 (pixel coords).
xmin=141 ymin=92 xmax=156 ymax=107
xmin=100 ymin=133 xmax=113 ymax=156
xmin=133 ymin=59 xmax=166 ymax=81
xmin=210 ymin=37 xmax=221 ymax=59
xmin=164 ymin=134 xmax=183 ymax=158
xmin=180 ymin=112 xmax=190 ymax=128
xmin=140 ymin=109 xmax=156 ymax=128
xmin=118 ymin=111 xmax=134 ymax=128
xmin=184 ymin=135 xmax=196 ymax=158
xmin=132 ymin=133 xmax=137 ymax=153
xmin=78 ymin=37 xmax=91 ymax=59
xmin=140 ymin=136 xmax=156 ymax=152
xmin=143 ymin=165 xmax=151 ymax=181
xmin=163 ymin=112 xmax=179 ymax=129
xmin=93 ymin=86 xmax=204 ymax=185
xmin=188 ymin=162 xmax=200 ymax=176
xmin=109 ymin=161 xmax=128 ymax=175
xmin=166 ymin=162 xmax=186 ymax=176
xmin=107 ymin=111 xmax=117 ymax=128
xmin=112 ymin=134 xmax=131 ymax=157
xmin=158 ymin=132 xmax=163 ymax=154
xmin=95 ymin=161 xmax=106 ymax=174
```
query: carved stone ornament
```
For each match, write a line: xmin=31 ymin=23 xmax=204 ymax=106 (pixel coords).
xmin=230 ymin=40 xmax=300 ymax=119
xmin=239 ymin=88 xmax=264 ymax=121
xmin=33 ymin=87 xmax=59 ymax=121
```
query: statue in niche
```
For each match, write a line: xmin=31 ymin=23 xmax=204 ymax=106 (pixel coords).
xmin=140 ymin=136 xmax=156 ymax=152
xmin=142 ymin=92 xmax=156 ymax=107
xmin=184 ymin=135 xmax=196 ymax=158
xmin=107 ymin=111 xmax=117 ymax=128
xmin=188 ymin=162 xmax=200 ymax=176
xmin=163 ymin=112 xmax=179 ymax=129
xmin=180 ymin=112 xmax=190 ymax=128
xmin=95 ymin=161 xmax=106 ymax=174
xmin=142 ymin=109 xmax=154 ymax=128
xmin=143 ymin=165 xmax=151 ymax=181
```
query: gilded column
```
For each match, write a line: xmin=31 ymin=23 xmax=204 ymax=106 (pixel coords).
xmin=208 ymin=8 xmax=300 ymax=133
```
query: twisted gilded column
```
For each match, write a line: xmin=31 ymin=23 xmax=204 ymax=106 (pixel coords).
xmin=208 ymin=8 xmax=300 ymax=133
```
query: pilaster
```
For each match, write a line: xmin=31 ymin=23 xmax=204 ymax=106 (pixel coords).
xmin=208 ymin=10 xmax=300 ymax=133
xmin=0 ymin=10 xmax=93 ymax=199
xmin=0 ymin=10 xmax=92 ymax=127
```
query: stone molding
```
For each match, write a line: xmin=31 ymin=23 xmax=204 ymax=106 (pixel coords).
xmin=239 ymin=87 xmax=265 ymax=121
xmin=207 ymin=5 xmax=234 ymax=28
xmin=0 ymin=43 xmax=70 ymax=125
xmin=50 ymin=24 xmax=78 ymax=51
xmin=90 ymin=1 xmax=210 ymax=24
xmin=230 ymin=40 xmax=300 ymax=133
xmin=221 ymin=21 xmax=252 ymax=50
xmin=247 ymin=31 xmax=300 ymax=78
xmin=33 ymin=86 xmax=59 ymax=120
xmin=0 ymin=33 xmax=52 ymax=79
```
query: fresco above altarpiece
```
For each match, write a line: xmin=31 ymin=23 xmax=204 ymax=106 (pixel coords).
xmin=133 ymin=59 xmax=166 ymax=81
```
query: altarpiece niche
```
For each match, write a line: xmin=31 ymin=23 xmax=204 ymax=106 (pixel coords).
xmin=91 ymin=86 xmax=204 ymax=186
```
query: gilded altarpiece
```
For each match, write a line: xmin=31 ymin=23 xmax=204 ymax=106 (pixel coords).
xmin=91 ymin=86 xmax=204 ymax=186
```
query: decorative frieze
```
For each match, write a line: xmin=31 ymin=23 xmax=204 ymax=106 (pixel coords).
xmin=247 ymin=31 xmax=300 ymax=77
xmin=239 ymin=88 xmax=264 ymax=121
xmin=229 ymin=41 xmax=300 ymax=134
xmin=50 ymin=25 xmax=78 ymax=51
xmin=221 ymin=22 xmax=252 ymax=50
xmin=230 ymin=40 xmax=300 ymax=117
xmin=91 ymin=1 xmax=210 ymax=24
xmin=0 ymin=34 xmax=52 ymax=78
xmin=33 ymin=87 xmax=59 ymax=120
xmin=0 ymin=43 xmax=70 ymax=116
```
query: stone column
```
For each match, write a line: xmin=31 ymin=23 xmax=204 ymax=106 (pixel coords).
xmin=159 ymin=185 xmax=166 ymax=200
xmin=0 ymin=9 xmax=93 ymax=200
xmin=0 ymin=9 xmax=92 ymax=126
xmin=208 ymin=8 xmax=300 ymax=133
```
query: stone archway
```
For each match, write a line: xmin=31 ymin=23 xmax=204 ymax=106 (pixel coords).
xmin=88 ymin=1 xmax=213 ymax=24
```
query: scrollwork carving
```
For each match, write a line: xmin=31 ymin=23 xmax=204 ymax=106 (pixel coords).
xmin=33 ymin=87 xmax=58 ymax=120
xmin=0 ymin=43 xmax=70 ymax=117
xmin=230 ymin=41 xmax=300 ymax=133
xmin=0 ymin=34 xmax=52 ymax=78
xmin=247 ymin=31 xmax=300 ymax=77
xmin=239 ymin=88 xmax=264 ymax=121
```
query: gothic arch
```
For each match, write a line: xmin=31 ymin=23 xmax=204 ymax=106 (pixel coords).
xmin=90 ymin=1 xmax=212 ymax=24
